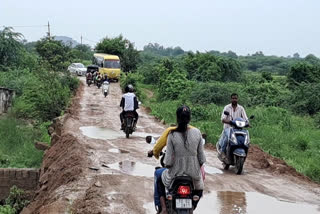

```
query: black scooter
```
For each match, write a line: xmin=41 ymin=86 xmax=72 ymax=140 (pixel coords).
xmin=216 ymin=111 xmax=254 ymax=174
xmin=123 ymin=111 xmax=136 ymax=138
xmin=147 ymin=140 xmax=200 ymax=214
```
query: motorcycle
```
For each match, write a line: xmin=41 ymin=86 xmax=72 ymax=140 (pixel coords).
xmin=86 ymin=78 xmax=92 ymax=87
xmin=101 ymin=81 xmax=109 ymax=97
xmin=123 ymin=111 xmax=136 ymax=138
xmin=96 ymin=79 xmax=102 ymax=89
xmin=147 ymin=141 xmax=199 ymax=214
xmin=216 ymin=111 xmax=254 ymax=174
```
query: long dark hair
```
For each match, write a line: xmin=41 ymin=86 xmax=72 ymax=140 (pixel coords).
xmin=171 ymin=105 xmax=191 ymax=147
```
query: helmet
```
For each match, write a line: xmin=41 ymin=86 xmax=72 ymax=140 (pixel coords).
xmin=125 ymin=84 xmax=134 ymax=93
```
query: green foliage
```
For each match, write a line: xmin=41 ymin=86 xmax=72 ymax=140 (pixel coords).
xmin=287 ymin=62 xmax=320 ymax=87
xmin=158 ymin=69 xmax=190 ymax=100
xmin=0 ymin=205 xmax=16 ymax=214
xmin=95 ymin=35 xmax=140 ymax=73
xmin=314 ymin=112 xmax=320 ymax=128
xmin=35 ymin=37 xmax=72 ymax=71
xmin=5 ymin=186 xmax=29 ymax=213
xmin=261 ymin=71 xmax=273 ymax=81
xmin=290 ymin=83 xmax=320 ymax=115
xmin=189 ymin=82 xmax=239 ymax=105
xmin=0 ymin=117 xmax=47 ymax=168
xmin=143 ymin=43 xmax=185 ymax=57
xmin=0 ymin=27 xmax=23 ymax=67
xmin=183 ymin=52 xmax=242 ymax=82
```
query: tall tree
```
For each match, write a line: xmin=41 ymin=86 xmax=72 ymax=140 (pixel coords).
xmin=0 ymin=27 xmax=23 ymax=68
xmin=95 ymin=35 xmax=140 ymax=73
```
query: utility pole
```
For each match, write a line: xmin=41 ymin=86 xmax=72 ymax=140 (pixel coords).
xmin=81 ymin=35 xmax=82 ymax=45
xmin=47 ymin=21 xmax=51 ymax=39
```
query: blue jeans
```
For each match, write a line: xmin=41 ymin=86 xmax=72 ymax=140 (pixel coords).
xmin=154 ymin=168 xmax=166 ymax=208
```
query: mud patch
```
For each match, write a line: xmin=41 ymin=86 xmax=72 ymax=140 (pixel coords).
xmin=107 ymin=160 xmax=155 ymax=177
xmin=80 ymin=126 xmax=123 ymax=140
xmin=108 ymin=148 xmax=130 ymax=154
xmin=144 ymin=191 xmax=320 ymax=214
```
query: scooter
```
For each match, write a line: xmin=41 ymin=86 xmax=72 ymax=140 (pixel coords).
xmin=216 ymin=111 xmax=254 ymax=174
xmin=101 ymin=81 xmax=109 ymax=97
xmin=147 ymin=141 xmax=200 ymax=214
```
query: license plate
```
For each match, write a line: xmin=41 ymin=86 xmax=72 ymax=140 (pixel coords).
xmin=176 ymin=198 xmax=192 ymax=209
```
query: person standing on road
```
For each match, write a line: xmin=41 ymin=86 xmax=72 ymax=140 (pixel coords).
xmin=218 ymin=93 xmax=249 ymax=156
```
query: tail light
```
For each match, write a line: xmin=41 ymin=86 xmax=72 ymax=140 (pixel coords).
xmin=177 ymin=185 xmax=190 ymax=196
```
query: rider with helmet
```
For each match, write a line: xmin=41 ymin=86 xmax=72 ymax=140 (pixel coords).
xmin=120 ymin=84 xmax=139 ymax=130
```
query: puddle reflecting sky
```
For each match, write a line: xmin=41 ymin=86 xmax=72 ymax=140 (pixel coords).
xmin=205 ymin=166 xmax=223 ymax=175
xmin=144 ymin=191 xmax=319 ymax=214
xmin=108 ymin=148 xmax=130 ymax=154
xmin=80 ymin=126 xmax=123 ymax=140
xmin=107 ymin=160 xmax=155 ymax=177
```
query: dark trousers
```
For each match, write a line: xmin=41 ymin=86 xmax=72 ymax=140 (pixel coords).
xmin=120 ymin=110 xmax=139 ymax=124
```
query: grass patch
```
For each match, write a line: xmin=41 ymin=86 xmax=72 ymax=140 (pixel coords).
xmin=139 ymin=85 xmax=320 ymax=183
xmin=0 ymin=116 xmax=50 ymax=168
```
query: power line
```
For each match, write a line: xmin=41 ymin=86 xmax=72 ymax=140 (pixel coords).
xmin=1 ymin=25 xmax=47 ymax=28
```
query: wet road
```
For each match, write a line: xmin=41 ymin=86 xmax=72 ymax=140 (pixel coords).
xmin=52 ymin=77 xmax=320 ymax=213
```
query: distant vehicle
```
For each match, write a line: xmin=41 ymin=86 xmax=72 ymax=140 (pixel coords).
xmin=93 ymin=53 xmax=121 ymax=82
xmin=86 ymin=65 xmax=99 ymax=74
xmin=68 ymin=63 xmax=86 ymax=76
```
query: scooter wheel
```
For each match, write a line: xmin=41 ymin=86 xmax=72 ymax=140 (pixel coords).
xmin=223 ymin=163 xmax=230 ymax=170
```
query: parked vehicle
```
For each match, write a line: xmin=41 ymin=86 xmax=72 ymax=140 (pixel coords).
xmin=101 ymin=81 xmax=109 ymax=97
xmin=123 ymin=111 xmax=136 ymax=138
xmin=216 ymin=111 xmax=254 ymax=174
xmin=67 ymin=63 xmax=86 ymax=76
xmin=147 ymin=146 xmax=198 ymax=214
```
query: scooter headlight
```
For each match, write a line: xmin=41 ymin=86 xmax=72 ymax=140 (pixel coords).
xmin=231 ymin=133 xmax=237 ymax=144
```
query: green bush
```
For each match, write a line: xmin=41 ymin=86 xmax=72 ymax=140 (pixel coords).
xmin=0 ymin=205 xmax=16 ymax=214
xmin=158 ymin=69 xmax=190 ymax=100
xmin=314 ymin=112 xmax=320 ymax=128
xmin=5 ymin=186 xmax=29 ymax=213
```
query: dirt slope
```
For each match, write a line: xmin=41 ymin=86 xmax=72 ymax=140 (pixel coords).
xmin=23 ymin=78 xmax=320 ymax=214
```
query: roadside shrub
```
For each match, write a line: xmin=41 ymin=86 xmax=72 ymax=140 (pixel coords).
xmin=5 ymin=186 xmax=29 ymax=213
xmin=314 ymin=112 xmax=320 ymax=128
xmin=0 ymin=205 xmax=15 ymax=214
xmin=191 ymin=105 xmax=210 ymax=122
xmin=292 ymin=135 xmax=309 ymax=151
xmin=158 ymin=69 xmax=190 ymax=100
xmin=189 ymin=82 xmax=241 ymax=105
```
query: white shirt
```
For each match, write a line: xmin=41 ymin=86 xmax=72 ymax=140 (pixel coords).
xmin=221 ymin=104 xmax=248 ymax=129
xmin=122 ymin=93 xmax=136 ymax=111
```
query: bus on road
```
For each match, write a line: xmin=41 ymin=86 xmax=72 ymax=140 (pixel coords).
xmin=93 ymin=53 xmax=121 ymax=81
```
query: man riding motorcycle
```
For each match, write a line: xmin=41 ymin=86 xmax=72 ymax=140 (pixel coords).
xmin=119 ymin=84 xmax=139 ymax=130
xmin=218 ymin=93 xmax=249 ymax=157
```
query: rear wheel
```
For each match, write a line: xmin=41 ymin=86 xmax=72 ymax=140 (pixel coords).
xmin=235 ymin=156 xmax=245 ymax=175
xmin=223 ymin=163 xmax=230 ymax=170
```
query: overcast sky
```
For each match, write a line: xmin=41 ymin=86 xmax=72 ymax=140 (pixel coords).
xmin=1 ymin=0 xmax=319 ymax=57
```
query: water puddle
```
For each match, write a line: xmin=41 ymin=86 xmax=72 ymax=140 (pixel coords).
xmin=80 ymin=126 xmax=123 ymax=140
xmin=107 ymin=160 xmax=155 ymax=177
xmin=108 ymin=148 xmax=129 ymax=154
xmin=204 ymin=166 xmax=223 ymax=175
xmin=144 ymin=191 xmax=319 ymax=214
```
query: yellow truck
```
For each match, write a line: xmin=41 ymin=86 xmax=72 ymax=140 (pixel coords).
xmin=93 ymin=53 xmax=121 ymax=81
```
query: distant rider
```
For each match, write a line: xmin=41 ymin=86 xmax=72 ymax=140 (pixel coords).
xmin=218 ymin=93 xmax=249 ymax=156
xmin=119 ymin=84 xmax=139 ymax=130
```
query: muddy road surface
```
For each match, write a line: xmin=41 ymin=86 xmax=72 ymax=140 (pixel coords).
xmin=24 ymin=78 xmax=320 ymax=214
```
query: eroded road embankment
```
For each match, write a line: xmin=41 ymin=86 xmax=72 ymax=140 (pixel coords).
xmin=23 ymin=77 xmax=320 ymax=214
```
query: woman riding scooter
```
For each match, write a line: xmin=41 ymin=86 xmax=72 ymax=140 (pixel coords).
xmin=156 ymin=105 xmax=206 ymax=214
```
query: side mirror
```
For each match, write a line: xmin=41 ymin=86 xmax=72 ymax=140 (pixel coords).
xmin=249 ymin=115 xmax=255 ymax=120
xmin=224 ymin=111 xmax=230 ymax=116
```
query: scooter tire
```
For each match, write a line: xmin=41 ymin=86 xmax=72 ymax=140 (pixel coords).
xmin=125 ymin=128 xmax=130 ymax=138
xmin=223 ymin=163 xmax=230 ymax=170
xmin=235 ymin=156 xmax=245 ymax=175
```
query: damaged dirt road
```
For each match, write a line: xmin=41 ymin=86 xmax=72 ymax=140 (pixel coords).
xmin=24 ymin=78 xmax=320 ymax=214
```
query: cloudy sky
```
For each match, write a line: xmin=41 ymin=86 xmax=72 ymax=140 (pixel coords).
xmin=1 ymin=0 xmax=319 ymax=57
